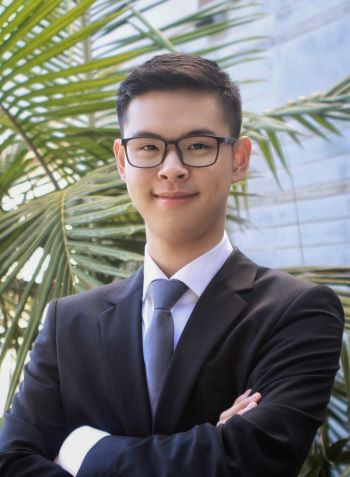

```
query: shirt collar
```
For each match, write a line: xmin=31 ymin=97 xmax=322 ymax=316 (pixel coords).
xmin=143 ymin=232 xmax=234 ymax=301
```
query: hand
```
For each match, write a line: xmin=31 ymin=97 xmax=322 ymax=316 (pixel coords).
xmin=216 ymin=389 xmax=261 ymax=426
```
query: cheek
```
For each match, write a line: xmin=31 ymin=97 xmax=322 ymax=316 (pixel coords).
xmin=205 ymin=170 xmax=232 ymax=200
xmin=125 ymin=172 xmax=151 ymax=206
xmin=127 ymin=182 xmax=143 ymax=205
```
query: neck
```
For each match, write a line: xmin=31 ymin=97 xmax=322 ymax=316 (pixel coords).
xmin=146 ymin=231 xmax=225 ymax=277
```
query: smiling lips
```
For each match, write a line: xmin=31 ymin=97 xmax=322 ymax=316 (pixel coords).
xmin=153 ymin=191 xmax=198 ymax=203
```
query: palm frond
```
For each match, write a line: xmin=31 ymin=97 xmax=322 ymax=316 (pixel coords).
xmin=243 ymin=77 xmax=350 ymax=179
xmin=1 ymin=0 xmax=262 ymax=203
xmin=0 ymin=164 xmax=144 ymax=408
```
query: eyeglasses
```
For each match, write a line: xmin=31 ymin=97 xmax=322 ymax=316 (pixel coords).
xmin=121 ymin=135 xmax=237 ymax=168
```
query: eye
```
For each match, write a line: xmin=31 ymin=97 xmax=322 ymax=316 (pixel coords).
xmin=188 ymin=142 xmax=208 ymax=150
xmin=140 ymin=144 xmax=158 ymax=151
xmin=137 ymin=143 xmax=159 ymax=152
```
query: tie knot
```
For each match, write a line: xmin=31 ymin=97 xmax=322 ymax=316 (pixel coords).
xmin=149 ymin=279 xmax=188 ymax=311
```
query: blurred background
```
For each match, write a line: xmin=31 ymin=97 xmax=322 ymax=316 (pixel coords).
xmin=226 ymin=0 xmax=350 ymax=268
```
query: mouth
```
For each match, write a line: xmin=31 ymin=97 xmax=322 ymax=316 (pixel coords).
xmin=154 ymin=191 xmax=198 ymax=199
xmin=153 ymin=191 xmax=198 ymax=204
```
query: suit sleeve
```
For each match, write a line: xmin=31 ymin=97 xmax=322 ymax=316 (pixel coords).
xmin=77 ymin=285 xmax=344 ymax=477
xmin=0 ymin=300 xmax=71 ymax=477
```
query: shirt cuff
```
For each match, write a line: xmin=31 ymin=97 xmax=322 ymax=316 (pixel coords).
xmin=54 ymin=425 xmax=110 ymax=476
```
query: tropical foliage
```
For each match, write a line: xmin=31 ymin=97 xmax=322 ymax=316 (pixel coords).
xmin=0 ymin=0 xmax=349 ymax=475
xmin=285 ymin=267 xmax=350 ymax=476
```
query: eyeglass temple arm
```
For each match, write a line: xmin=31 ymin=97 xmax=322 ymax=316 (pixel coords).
xmin=221 ymin=137 xmax=237 ymax=145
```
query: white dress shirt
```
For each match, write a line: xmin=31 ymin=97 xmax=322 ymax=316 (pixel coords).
xmin=142 ymin=232 xmax=233 ymax=347
xmin=55 ymin=233 xmax=234 ymax=476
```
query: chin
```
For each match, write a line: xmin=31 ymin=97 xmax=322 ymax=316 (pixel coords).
xmin=159 ymin=223 xmax=208 ymax=245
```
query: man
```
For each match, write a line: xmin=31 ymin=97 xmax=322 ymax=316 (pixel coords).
xmin=0 ymin=53 xmax=344 ymax=476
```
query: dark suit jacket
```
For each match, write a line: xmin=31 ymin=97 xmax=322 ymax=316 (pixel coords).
xmin=0 ymin=250 xmax=344 ymax=476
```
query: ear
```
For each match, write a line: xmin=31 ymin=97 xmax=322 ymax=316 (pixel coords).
xmin=231 ymin=136 xmax=251 ymax=183
xmin=114 ymin=139 xmax=127 ymax=182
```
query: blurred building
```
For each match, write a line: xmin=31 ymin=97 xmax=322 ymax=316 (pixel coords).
xmin=224 ymin=0 xmax=350 ymax=267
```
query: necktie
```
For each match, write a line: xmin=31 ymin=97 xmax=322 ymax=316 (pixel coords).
xmin=144 ymin=279 xmax=188 ymax=415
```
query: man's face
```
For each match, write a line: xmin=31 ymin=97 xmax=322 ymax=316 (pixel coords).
xmin=114 ymin=89 xmax=250 ymax=249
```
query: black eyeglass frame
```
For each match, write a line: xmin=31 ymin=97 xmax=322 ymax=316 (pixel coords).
xmin=121 ymin=135 xmax=238 ymax=168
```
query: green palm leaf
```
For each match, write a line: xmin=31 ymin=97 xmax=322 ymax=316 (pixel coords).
xmin=0 ymin=164 xmax=145 ymax=408
xmin=1 ymin=0 xmax=263 ymax=201
xmin=242 ymin=78 xmax=350 ymax=178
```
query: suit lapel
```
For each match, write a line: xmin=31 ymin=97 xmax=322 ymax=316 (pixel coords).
xmin=153 ymin=249 xmax=257 ymax=434
xmin=98 ymin=267 xmax=152 ymax=437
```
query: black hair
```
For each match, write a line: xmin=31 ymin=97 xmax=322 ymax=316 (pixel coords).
xmin=117 ymin=53 xmax=242 ymax=137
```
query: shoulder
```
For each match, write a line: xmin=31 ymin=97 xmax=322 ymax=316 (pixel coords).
xmin=256 ymin=264 xmax=315 ymax=296
xmin=254 ymin=263 xmax=344 ymax=332
xmin=256 ymin=262 xmax=339 ymax=304
xmin=230 ymin=248 xmax=344 ymax=324
xmin=49 ymin=266 xmax=143 ymax=322
xmin=233 ymin=247 xmax=336 ymax=298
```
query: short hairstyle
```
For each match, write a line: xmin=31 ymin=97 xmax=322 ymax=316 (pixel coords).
xmin=117 ymin=53 xmax=242 ymax=137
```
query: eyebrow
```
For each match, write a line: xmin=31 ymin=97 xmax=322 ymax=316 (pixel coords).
xmin=130 ymin=128 xmax=217 ymax=139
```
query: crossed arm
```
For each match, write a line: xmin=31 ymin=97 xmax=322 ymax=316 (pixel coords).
xmin=0 ymin=284 xmax=344 ymax=477
xmin=55 ymin=390 xmax=262 ymax=476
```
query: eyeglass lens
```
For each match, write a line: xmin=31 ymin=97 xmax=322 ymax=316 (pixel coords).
xmin=126 ymin=136 xmax=218 ymax=167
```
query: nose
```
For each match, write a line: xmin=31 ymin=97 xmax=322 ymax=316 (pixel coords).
xmin=157 ymin=145 xmax=189 ymax=181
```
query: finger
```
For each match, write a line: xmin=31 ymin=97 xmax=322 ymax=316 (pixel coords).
xmin=234 ymin=389 xmax=252 ymax=404
xmin=218 ymin=400 xmax=258 ymax=425
xmin=219 ymin=393 xmax=261 ymax=420
xmin=219 ymin=399 xmax=247 ymax=420
xmin=219 ymin=392 xmax=261 ymax=421
xmin=237 ymin=400 xmax=257 ymax=416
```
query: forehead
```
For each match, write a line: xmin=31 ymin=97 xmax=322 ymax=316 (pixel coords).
xmin=123 ymin=89 xmax=229 ymax=137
